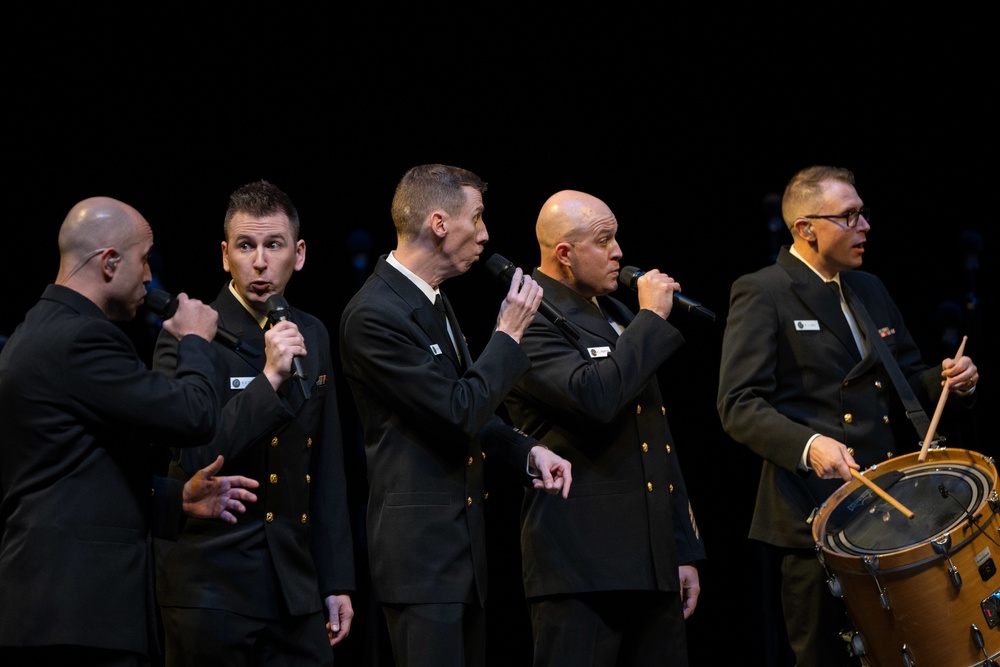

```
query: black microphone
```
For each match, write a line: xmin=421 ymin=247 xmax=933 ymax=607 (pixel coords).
xmin=145 ymin=288 xmax=260 ymax=357
xmin=265 ymin=294 xmax=311 ymax=399
xmin=618 ymin=266 xmax=716 ymax=322
xmin=484 ymin=254 xmax=580 ymax=340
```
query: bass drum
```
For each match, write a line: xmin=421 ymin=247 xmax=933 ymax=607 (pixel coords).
xmin=812 ymin=448 xmax=1000 ymax=666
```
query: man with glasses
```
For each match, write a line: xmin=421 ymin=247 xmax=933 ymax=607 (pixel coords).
xmin=717 ymin=165 xmax=979 ymax=666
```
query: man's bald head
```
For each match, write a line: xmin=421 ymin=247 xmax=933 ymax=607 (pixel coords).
xmin=536 ymin=190 xmax=621 ymax=297
xmin=58 ymin=197 xmax=147 ymax=263
xmin=55 ymin=196 xmax=154 ymax=320
xmin=536 ymin=190 xmax=614 ymax=253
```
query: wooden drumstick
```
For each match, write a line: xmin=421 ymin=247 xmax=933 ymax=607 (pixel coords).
xmin=917 ymin=335 xmax=968 ymax=462
xmin=850 ymin=468 xmax=915 ymax=519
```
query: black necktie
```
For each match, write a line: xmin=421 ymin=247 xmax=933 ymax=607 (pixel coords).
xmin=434 ymin=293 xmax=460 ymax=357
xmin=592 ymin=297 xmax=621 ymax=336
xmin=434 ymin=293 xmax=448 ymax=324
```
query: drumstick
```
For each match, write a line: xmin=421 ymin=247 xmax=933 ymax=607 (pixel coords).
xmin=917 ymin=335 xmax=968 ymax=462
xmin=850 ymin=468 xmax=915 ymax=519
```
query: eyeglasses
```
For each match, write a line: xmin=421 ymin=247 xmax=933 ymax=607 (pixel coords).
xmin=802 ymin=206 xmax=871 ymax=228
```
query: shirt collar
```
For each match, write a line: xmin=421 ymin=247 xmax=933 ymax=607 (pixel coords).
xmin=789 ymin=245 xmax=842 ymax=287
xmin=387 ymin=251 xmax=439 ymax=304
xmin=228 ymin=280 xmax=270 ymax=328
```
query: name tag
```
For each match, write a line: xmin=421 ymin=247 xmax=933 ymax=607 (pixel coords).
xmin=588 ymin=346 xmax=612 ymax=358
xmin=430 ymin=344 xmax=443 ymax=356
xmin=230 ymin=376 xmax=254 ymax=390
xmin=794 ymin=320 xmax=820 ymax=331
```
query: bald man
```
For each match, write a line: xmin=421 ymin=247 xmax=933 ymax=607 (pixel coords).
xmin=504 ymin=190 xmax=706 ymax=666
xmin=0 ymin=197 xmax=255 ymax=665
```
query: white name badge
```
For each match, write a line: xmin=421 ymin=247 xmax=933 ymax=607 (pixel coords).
xmin=794 ymin=320 xmax=820 ymax=331
xmin=230 ymin=376 xmax=254 ymax=390
xmin=588 ymin=346 xmax=612 ymax=358
xmin=430 ymin=344 xmax=443 ymax=356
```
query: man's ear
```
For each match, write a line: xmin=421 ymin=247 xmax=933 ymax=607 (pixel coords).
xmin=554 ymin=241 xmax=572 ymax=266
xmin=430 ymin=211 xmax=447 ymax=239
xmin=793 ymin=219 xmax=814 ymax=241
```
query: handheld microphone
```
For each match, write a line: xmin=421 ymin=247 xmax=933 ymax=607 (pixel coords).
xmin=265 ymin=294 xmax=311 ymax=399
xmin=484 ymin=254 xmax=579 ymax=340
xmin=617 ymin=266 xmax=716 ymax=322
xmin=145 ymin=288 xmax=260 ymax=357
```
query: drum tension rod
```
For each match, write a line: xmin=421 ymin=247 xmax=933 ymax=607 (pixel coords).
xmin=932 ymin=535 xmax=963 ymax=590
xmin=861 ymin=555 xmax=889 ymax=610
xmin=971 ymin=623 xmax=998 ymax=667
xmin=814 ymin=545 xmax=843 ymax=598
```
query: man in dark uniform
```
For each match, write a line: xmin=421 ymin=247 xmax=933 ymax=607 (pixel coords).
xmin=153 ymin=180 xmax=356 ymax=666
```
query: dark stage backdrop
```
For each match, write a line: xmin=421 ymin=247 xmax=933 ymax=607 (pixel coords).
xmin=4 ymin=12 xmax=993 ymax=667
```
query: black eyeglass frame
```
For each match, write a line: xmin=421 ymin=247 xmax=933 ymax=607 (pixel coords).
xmin=801 ymin=206 xmax=871 ymax=228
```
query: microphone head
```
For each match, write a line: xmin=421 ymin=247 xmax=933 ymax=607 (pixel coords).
xmin=618 ymin=266 xmax=643 ymax=290
xmin=265 ymin=294 xmax=292 ymax=323
xmin=145 ymin=288 xmax=178 ymax=319
xmin=484 ymin=253 xmax=516 ymax=285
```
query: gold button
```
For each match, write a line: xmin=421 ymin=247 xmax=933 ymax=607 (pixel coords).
xmin=483 ymin=492 xmax=489 ymax=501
xmin=305 ymin=474 xmax=311 ymax=484
xmin=467 ymin=497 xmax=472 ymax=507
xmin=150 ymin=488 xmax=155 ymax=497
xmin=270 ymin=436 xmax=279 ymax=447
xmin=642 ymin=442 xmax=649 ymax=453
xmin=481 ymin=451 xmax=486 ymax=459
xmin=647 ymin=482 xmax=653 ymax=492
xmin=467 ymin=456 xmax=474 ymax=466
xmin=843 ymin=380 xmax=849 ymax=387
xmin=307 ymin=437 xmax=313 ymax=447
xmin=875 ymin=379 xmax=883 ymax=389
xmin=883 ymin=415 xmax=890 ymax=424
xmin=665 ymin=444 xmax=671 ymax=454
xmin=301 ymin=513 xmax=307 ymax=524
xmin=265 ymin=512 xmax=274 ymax=523
xmin=843 ymin=413 xmax=853 ymax=424
xmin=661 ymin=406 xmax=666 ymax=415
xmin=636 ymin=405 xmax=642 ymax=415
xmin=269 ymin=474 xmax=278 ymax=484
xmin=669 ymin=483 xmax=675 ymax=493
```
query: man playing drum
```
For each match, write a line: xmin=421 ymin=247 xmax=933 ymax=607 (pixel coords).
xmin=717 ymin=165 xmax=980 ymax=666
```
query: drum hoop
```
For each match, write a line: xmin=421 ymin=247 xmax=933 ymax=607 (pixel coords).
xmin=814 ymin=449 xmax=999 ymax=563
xmin=831 ymin=510 xmax=999 ymax=575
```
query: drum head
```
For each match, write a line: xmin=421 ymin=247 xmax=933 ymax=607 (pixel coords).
xmin=821 ymin=461 xmax=992 ymax=555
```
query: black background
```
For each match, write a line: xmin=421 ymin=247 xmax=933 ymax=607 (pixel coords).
xmin=5 ymin=10 xmax=993 ymax=666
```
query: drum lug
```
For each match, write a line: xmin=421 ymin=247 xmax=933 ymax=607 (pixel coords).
xmin=862 ymin=555 xmax=890 ymax=610
xmin=826 ymin=574 xmax=843 ymax=598
xmin=815 ymin=543 xmax=841 ymax=597
xmin=971 ymin=623 xmax=1000 ymax=667
xmin=901 ymin=643 xmax=915 ymax=667
xmin=990 ymin=489 xmax=999 ymax=514
xmin=933 ymin=535 xmax=964 ymax=590
xmin=848 ymin=632 xmax=865 ymax=659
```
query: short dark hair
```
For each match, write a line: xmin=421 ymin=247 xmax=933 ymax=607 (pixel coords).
xmin=223 ymin=179 xmax=300 ymax=241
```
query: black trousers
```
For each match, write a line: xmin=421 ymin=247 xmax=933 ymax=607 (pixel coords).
xmin=381 ymin=601 xmax=486 ymax=667
xmin=529 ymin=590 xmax=688 ymax=667
xmin=160 ymin=606 xmax=332 ymax=667
xmin=761 ymin=542 xmax=861 ymax=667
